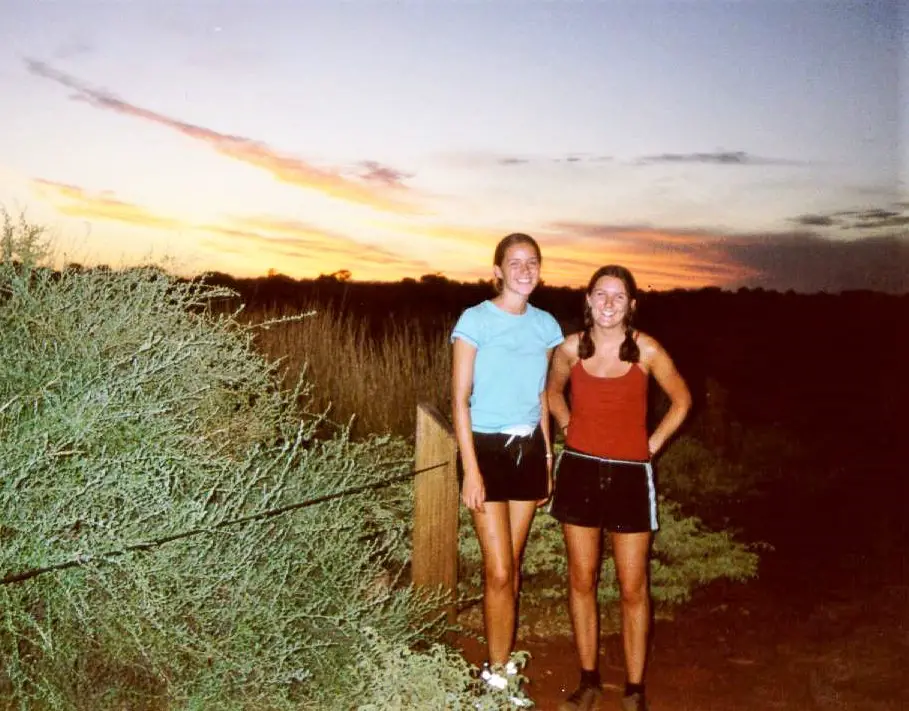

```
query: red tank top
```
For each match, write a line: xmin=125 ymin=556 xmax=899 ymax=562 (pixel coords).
xmin=565 ymin=360 xmax=649 ymax=460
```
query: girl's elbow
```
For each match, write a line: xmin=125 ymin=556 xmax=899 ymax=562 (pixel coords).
xmin=451 ymin=392 xmax=470 ymax=414
xmin=669 ymin=386 xmax=692 ymax=416
xmin=678 ymin=394 xmax=693 ymax=419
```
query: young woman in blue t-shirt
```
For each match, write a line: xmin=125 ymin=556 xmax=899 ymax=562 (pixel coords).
xmin=451 ymin=233 xmax=564 ymax=705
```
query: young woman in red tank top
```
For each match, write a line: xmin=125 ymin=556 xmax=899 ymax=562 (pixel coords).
xmin=546 ymin=265 xmax=691 ymax=711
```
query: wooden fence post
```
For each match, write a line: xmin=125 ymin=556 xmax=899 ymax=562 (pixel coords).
xmin=412 ymin=401 xmax=459 ymax=621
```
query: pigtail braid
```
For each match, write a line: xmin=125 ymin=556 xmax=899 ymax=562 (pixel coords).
xmin=618 ymin=318 xmax=640 ymax=363
xmin=578 ymin=302 xmax=595 ymax=359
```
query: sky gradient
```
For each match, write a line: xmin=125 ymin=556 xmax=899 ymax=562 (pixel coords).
xmin=1 ymin=0 xmax=906 ymax=292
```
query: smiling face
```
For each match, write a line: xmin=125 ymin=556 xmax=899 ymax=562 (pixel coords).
xmin=494 ymin=242 xmax=541 ymax=297
xmin=587 ymin=274 xmax=635 ymax=329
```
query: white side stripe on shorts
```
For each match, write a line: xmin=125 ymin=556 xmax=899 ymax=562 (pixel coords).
xmin=644 ymin=462 xmax=658 ymax=530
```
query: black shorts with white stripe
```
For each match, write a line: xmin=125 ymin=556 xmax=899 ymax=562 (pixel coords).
xmin=549 ymin=447 xmax=658 ymax=532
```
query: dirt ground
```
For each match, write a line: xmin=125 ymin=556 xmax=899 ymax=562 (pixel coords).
xmin=456 ymin=471 xmax=909 ymax=710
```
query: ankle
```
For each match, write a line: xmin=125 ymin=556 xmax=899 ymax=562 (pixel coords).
xmin=624 ymin=681 xmax=645 ymax=696
xmin=580 ymin=667 xmax=601 ymax=688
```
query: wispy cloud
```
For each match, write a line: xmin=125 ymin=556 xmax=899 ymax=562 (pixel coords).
xmin=25 ymin=59 xmax=422 ymax=215
xmin=716 ymin=232 xmax=909 ymax=293
xmin=498 ymin=157 xmax=531 ymax=166
xmin=638 ymin=150 xmax=798 ymax=166
xmin=496 ymin=153 xmax=612 ymax=166
xmin=226 ymin=215 xmax=416 ymax=262
xmin=355 ymin=161 xmax=413 ymax=188
xmin=31 ymin=178 xmax=429 ymax=280
xmin=52 ymin=40 xmax=94 ymax=61
xmin=792 ymin=213 xmax=837 ymax=227
xmin=378 ymin=218 xmax=756 ymax=290
xmin=202 ymin=215 xmax=432 ymax=278
xmin=540 ymin=222 xmax=756 ymax=291
xmin=834 ymin=208 xmax=909 ymax=230
xmin=32 ymin=179 xmax=186 ymax=230
xmin=792 ymin=205 xmax=909 ymax=231
xmin=546 ymin=218 xmax=909 ymax=293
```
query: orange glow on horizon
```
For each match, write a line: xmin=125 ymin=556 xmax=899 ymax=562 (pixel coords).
xmin=27 ymin=177 xmax=756 ymax=290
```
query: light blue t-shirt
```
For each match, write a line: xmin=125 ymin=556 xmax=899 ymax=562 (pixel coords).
xmin=451 ymin=300 xmax=564 ymax=433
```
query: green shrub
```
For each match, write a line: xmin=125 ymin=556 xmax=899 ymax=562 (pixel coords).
xmin=0 ymin=218 xmax=474 ymax=709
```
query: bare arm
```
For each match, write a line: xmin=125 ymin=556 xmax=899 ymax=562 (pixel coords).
xmin=546 ymin=334 xmax=579 ymax=435
xmin=539 ymin=347 xmax=556 ymax=452
xmin=537 ymin=347 xmax=556 ymax=503
xmin=640 ymin=334 xmax=691 ymax=457
xmin=451 ymin=338 xmax=484 ymax=511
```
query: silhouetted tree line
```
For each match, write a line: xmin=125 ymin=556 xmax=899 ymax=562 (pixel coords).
xmin=41 ymin=265 xmax=906 ymax=493
xmin=195 ymin=270 xmax=906 ymax=483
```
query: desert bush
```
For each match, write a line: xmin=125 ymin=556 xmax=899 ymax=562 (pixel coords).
xmin=0 ymin=218 xmax=475 ymax=709
xmin=248 ymin=304 xmax=452 ymax=439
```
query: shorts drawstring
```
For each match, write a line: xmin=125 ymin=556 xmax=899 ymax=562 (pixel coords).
xmin=500 ymin=424 xmax=535 ymax=466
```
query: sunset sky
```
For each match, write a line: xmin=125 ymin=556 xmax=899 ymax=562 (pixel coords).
xmin=1 ymin=1 xmax=906 ymax=292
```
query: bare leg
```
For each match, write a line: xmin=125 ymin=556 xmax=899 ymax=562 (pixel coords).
xmin=563 ymin=523 xmax=603 ymax=671
xmin=610 ymin=531 xmax=652 ymax=684
xmin=472 ymin=502 xmax=517 ymax=664
xmin=508 ymin=500 xmax=539 ymax=597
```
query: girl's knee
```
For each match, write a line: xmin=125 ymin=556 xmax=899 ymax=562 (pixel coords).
xmin=569 ymin=566 xmax=599 ymax=595
xmin=485 ymin=562 xmax=514 ymax=592
xmin=619 ymin=580 xmax=649 ymax=607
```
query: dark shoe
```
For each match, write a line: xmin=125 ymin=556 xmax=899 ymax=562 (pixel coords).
xmin=620 ymin=691 xmax=648 ymax=711
xmin=558 ymin=683 xmax=603 ymax=711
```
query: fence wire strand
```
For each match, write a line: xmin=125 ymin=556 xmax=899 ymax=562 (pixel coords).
xmin=1 ymin=460 xmax=449 ymax=587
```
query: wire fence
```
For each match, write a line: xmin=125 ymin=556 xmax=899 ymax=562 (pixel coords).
xmin=1 ymin=460 xmax=449 ymax=587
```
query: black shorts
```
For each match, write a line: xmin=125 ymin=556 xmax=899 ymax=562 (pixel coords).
xmin=549 ymin=447 xmax=658 ymax=532
xmin=459 ymin=427 xmax=548 ymax=502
